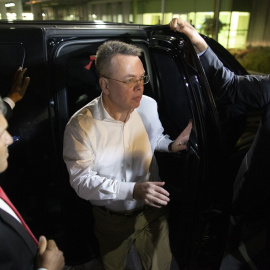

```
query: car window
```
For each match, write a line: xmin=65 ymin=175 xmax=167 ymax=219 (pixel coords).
xmin=0 ymin=43 xmax=25 ymax=97
xmin=151 ymin=48 xmax=193 ymax=136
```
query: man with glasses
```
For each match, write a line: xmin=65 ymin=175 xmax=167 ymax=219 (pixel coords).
xmin=63 ymin=40 xmax=192 ymax=270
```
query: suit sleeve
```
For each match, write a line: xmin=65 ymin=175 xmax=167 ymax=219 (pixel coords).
xmin=0 ymin=213 xmax=37 ymax=270
xmin=200 ymin=47 xmax=270 ymax=109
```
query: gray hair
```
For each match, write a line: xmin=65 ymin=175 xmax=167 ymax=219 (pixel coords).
xmin=95 ymin=40 xmax=142 ymax=77
xmin=0 ymin=97 xmax=6 ymax=115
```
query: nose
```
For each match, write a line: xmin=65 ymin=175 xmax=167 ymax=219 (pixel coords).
xmin=6 ymin=132 xmax=13 ymax=147
xmin=134 ymin=79 xmax=144 ymax=91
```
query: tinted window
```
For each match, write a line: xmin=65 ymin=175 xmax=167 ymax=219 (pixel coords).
xmin=0 ymin=43 xmax=25 ymax=97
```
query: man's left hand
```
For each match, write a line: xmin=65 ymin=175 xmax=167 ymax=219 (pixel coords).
xmin=171 ymin=120 xmax=192 ymax=152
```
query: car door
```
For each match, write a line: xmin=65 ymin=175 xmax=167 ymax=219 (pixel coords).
xmin=144 ymin=25 xmax=230 ymax=269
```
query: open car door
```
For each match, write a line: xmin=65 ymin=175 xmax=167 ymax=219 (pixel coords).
xmin=144 ymin=25 xmax=230 ymax=269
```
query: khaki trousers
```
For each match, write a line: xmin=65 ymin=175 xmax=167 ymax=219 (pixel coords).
xmin=93 ymin=205 xmax=172 ymax=270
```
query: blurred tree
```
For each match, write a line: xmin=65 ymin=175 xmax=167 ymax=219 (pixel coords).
xmin=202 ymin=18 xmax=227 ymax=38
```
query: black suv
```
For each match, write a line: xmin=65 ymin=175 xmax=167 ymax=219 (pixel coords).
xmin=0 ymin=21 xmax=255 ymax=269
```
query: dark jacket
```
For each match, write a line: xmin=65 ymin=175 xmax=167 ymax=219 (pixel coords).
xmin=200 ymin=47 xmax=270 ymax=218
xmin=0 ymin=208 xmax=37 ymax=269
xmin=200 ymin=47 xmax=270 ymax=112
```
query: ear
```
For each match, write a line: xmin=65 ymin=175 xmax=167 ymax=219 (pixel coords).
xmin=99 ymin=77 xmax=109 ymax=95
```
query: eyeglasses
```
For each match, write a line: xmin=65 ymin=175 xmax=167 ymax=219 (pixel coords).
xmin=101 ymin=75 xmax=150 ymax=88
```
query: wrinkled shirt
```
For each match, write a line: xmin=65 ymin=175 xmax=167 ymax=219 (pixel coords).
xmin=63 ymin=94 xmax=171 ymax=211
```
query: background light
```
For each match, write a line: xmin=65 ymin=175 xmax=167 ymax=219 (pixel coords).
xmin=5 ymin=3 xmax=15 ymax=8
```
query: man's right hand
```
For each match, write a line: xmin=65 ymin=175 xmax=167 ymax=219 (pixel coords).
xmin=36 ymin=235 xmax=65 ymax=270
xmin=133 ymin=182 xmax=170 ymax=208
xmin=169 ymin=18 xmax=208 ymax=54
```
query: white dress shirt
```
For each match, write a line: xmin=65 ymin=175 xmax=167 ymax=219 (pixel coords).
xmin=63 ymin=94 xmax=172 ymax=212
xmin=0 ymin=198 xmax=21 ymax=222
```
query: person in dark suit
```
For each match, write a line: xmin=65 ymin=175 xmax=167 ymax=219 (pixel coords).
xmin=170 ymin=18 xmax=270 ymax=270
xmin=0 ymin=96 xmax=65 ymax=270
xmin=3 ymin=66 xmax=30 ymax=120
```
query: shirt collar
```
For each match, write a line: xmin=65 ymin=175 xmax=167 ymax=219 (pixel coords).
xmin=99 ymin=93 xmax=114 ymax=121
xmin=98 ymin=93 xmax=134 ymax=123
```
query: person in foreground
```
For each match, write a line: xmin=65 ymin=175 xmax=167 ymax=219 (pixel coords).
xmin=170 ymin=18 xmax=270 ymax=270
xmin=63 ymin=40 xmax=192 ymax=270
xmin=0 ymin=97 xmax=65 ymax=270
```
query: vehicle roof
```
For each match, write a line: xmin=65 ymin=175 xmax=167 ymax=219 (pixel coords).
xmin=0 ymin=20 xmax=152 ymax=30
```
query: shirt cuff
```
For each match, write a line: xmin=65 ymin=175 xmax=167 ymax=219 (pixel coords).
xmin=118 ymin=182 xmax=136 ymax=200
xmin=158 ymin=136 xmax=173 ymax=152
xmin=197 ymin=48 xmax=207 ymax=57
xmin=3 ymin=97 xmax=15 ymax=109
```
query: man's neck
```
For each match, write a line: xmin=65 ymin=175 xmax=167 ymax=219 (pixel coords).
xmin=102 ymin=95 xmax=131 ymax=122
